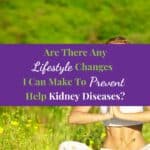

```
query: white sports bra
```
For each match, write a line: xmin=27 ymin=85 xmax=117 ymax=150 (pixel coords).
xmin=100 ymin=106 xmax=143 ymax=126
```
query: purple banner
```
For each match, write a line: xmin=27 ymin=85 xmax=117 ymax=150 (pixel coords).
xmin=0 ymin=44 xmax=149 ymax=106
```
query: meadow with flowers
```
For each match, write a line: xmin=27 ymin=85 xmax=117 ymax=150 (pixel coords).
xmin=0 ymin=107 xmax=150 ymax=150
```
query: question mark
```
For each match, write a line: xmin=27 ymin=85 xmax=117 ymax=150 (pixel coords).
xmin=120 ymin=91 xmax=126 ymax=100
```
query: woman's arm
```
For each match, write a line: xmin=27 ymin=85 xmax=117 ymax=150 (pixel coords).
xmin=69 ymin=106 xmax=113 ymax=124
xmin=113 ymin=106 xmax=150 ymax=123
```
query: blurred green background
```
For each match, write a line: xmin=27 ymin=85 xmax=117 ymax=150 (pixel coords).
xmin=0 ymin=0 xmax=150 ymax=43
xmin=0 ymin=0 xmax=150 ymax=150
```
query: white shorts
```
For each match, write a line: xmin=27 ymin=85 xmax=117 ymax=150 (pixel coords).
xmin=59 ymin=141 xmax=150 ymax=150
xmin=59 ymin=141 xmax=110 ymax=150
xmin=141 ymin=144 xmax=150 ymax=150
xmin=59 ymin=141 xmax=91 ymax=150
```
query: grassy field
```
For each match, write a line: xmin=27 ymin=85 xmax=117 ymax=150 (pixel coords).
xmin=0 ymin=0 xmax=150 ymax=43
xmin=0 ymin=107 xmax=150 ymax=150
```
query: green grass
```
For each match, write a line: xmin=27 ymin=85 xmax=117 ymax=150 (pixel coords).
xmin=0 ymin=107 xmax=105 ymax=150
xmin=0 ymin=107 xmax=150 ymax=150
xmin=0 ymin=0 xmax=150 ymax=43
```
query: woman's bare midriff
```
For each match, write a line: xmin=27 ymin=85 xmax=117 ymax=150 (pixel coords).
xmin=103 ymin=124 xmax=145 ymax=150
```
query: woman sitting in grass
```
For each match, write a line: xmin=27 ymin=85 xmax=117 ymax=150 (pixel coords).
xmin=59 ymin=37 xmax=150 ymax=150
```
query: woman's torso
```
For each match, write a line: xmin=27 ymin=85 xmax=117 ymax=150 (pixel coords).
xmin=100 ymin=106 xmax=145 ymax=150
xmin=103 ymin=125 xmax=145 ymax=150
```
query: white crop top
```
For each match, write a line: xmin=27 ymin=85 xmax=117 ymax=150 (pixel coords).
xmin=100 ymin=106 xmax=143 ymax=126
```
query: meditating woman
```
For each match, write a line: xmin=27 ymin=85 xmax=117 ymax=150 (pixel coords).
xmin=59 ymin=37 xmax=150 ymax=150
